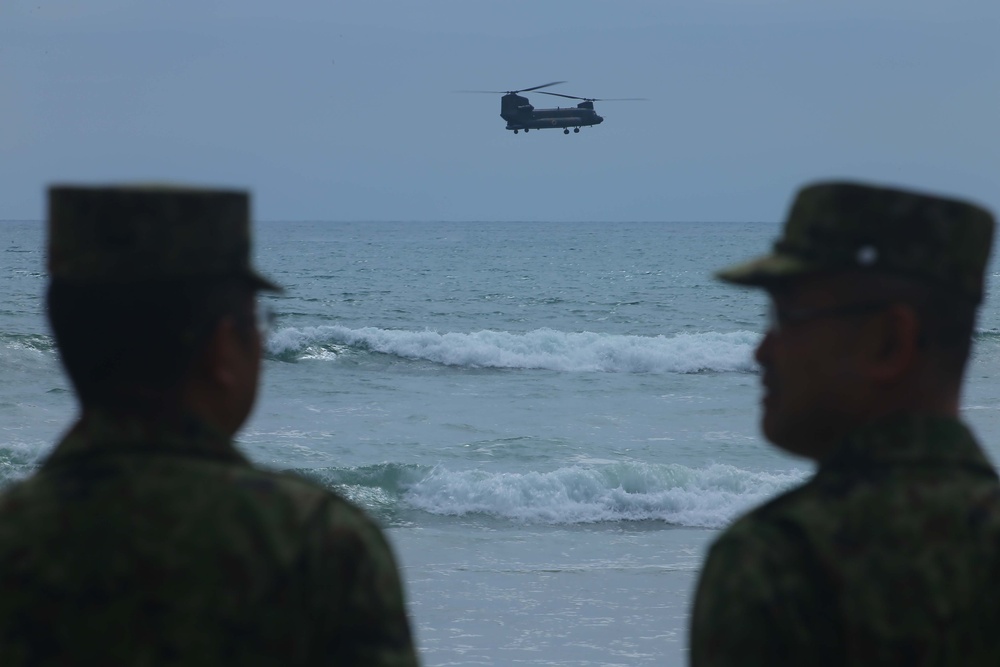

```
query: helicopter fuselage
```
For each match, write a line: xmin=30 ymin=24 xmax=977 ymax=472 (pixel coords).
xmin=500 ymin=93 xmax=603 ymax=133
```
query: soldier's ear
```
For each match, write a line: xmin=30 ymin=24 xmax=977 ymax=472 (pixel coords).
xmin=866 ymin=303 xmax=920 ymax=384
xmin=191 ymin=316 xmax=243 ymax=390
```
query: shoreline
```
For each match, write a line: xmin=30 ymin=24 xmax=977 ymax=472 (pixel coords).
xmin=390 ymin=523 xmax=716 ymax=666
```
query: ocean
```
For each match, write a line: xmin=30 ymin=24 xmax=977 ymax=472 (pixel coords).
xmin=4 ymin=219 xmax=1000 ymax=666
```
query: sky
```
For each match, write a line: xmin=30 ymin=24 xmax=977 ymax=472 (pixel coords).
xmin=2 ymin=1 xmax=998 ymax=222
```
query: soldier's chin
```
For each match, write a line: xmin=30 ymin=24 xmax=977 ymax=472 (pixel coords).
xmin=760 ymin=412 xmax=782 ymax=445
xmin=761 ymin=413 xmax=799 ymax=453
xmin=762 ymin=419 xmax=823 ymax=460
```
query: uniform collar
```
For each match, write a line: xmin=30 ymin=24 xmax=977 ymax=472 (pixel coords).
xmin=821 ymin=413 xmax=995 ymax=474
xmin=43 ymin=408 xmax=250 ymax=469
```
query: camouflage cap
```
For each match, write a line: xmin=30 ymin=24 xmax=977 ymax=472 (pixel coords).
xmin=47 ymin=184 xmax=281 ymax=291
xmin=716 ymin=181 xmax=995 ymax=302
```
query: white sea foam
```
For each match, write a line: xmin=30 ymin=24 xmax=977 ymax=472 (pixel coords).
xmin=267 ymin=325 xmax=759 ymax=374
xmin=0 ymin=335 xmax=56 ymax=375
xmin=401 ymin=462 xmax=804 ymax=528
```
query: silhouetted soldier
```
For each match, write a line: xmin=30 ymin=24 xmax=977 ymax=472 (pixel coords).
xmin=0 ymin=186 xmax=420 ymax=665
xmin=690 ymin=181 xmax=1000 ymax=665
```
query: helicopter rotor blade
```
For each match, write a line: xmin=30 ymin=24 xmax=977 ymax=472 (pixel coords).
xmin=536 ymin=91 xmax=648 ymax=102
xmin=454 ymin=81 xmax=565 ymax=95
xmin=516 ymin=81 xmax=566 ymax=93
xmin=536 ymin=91 xmax=588 ymax=101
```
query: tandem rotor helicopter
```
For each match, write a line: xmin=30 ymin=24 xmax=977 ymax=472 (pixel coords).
xmin=458 ymin=81 xmax=646 ymax=135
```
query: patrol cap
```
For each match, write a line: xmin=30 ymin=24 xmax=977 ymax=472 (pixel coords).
xmin=716 ymin=181 xmax=995 ymax=303
xmin=47 ymin=184 xmax=281 ymax=291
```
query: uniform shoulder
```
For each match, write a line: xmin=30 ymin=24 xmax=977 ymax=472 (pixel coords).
xmin=707 ymin=480 xmax=818 ymax=556
xmin=235 ymin=463 xmax=359 ymax=501
xmin=0 ymin=477 xmax=34 ymax=510
xmin=232 ymin=464 xmax=386 ymax=533
xmin=249 ymin=470 xmax=407 ymax=595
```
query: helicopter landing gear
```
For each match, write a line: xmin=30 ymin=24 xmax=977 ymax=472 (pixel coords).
xmin=574 ymin=127 xmax=580 ymax=133
xmin=513 ymin=129 xmax=518 ymax=134
xmin=524 ymin=128 xmax=529 ymax=133
xmin=563 ymin=129 xmax=569 ymax=134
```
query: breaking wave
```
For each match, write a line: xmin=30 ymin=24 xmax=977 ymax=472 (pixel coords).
xmin=266 ymin=325 xmax=759 ymax=374
xmin=292 ymin=461 xmax=804 ymax=529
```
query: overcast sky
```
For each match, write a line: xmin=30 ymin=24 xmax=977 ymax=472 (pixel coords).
xmin=2 ymin=1 xmax=998 ymax=221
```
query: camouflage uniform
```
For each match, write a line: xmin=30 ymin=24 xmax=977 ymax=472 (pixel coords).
xmin=690 ymin=414 xmax=1000 ymax=666
xmin=0 ymin=411 xmax=418 ymax=666
xmin=691 ymin=182 xmax=1000 ymax=666
xmin=0 ymin=186 xmax=420 ymax=665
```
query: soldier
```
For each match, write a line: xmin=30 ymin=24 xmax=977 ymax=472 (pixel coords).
xmin=0 ymin=186 xmax=420 ymax=665
xmin=690 ymin=181 xmax=1000 ymax=665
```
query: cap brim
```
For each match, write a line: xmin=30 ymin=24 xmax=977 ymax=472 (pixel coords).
xmin=247 ymin=270 xmax=283 ymax=293
xmin=715 ymin=252 xmax=824 ymax=287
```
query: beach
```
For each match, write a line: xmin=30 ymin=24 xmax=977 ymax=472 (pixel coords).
xmin=4 ymin=218 xmax=1000 ymax=664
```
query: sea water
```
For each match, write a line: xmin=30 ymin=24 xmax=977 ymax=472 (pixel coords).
xmin=4 ymin=219 xmax=1000 ymax=666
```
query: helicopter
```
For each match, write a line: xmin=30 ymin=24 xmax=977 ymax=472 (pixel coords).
xmin=459 ymin=81 xmax=645 ymax=135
